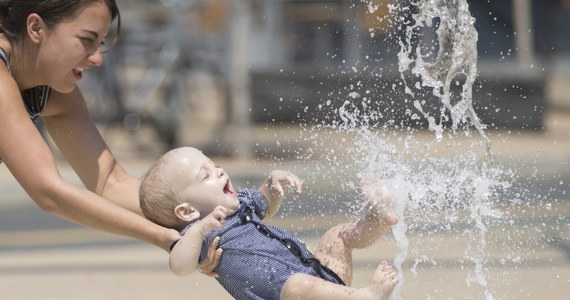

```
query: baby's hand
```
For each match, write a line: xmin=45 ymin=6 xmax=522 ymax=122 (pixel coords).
xmin=265 ymin=170 xmax=303 ymax=198
xmin=196 ymin=206 xmax=227 ymax=237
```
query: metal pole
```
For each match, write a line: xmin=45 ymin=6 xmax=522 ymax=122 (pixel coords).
xmin=228 ymin=0 xmax=252 ymax=159
xmin=513 ymin=0 xmax=535 ymax=68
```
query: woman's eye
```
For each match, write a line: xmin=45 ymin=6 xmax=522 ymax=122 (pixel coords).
xmin=79 ymin=37 xmax=95 ymax=45
xmin=79 ymin=37 xmax=103 ymax=51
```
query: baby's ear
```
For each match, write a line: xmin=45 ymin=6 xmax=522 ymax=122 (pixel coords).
xmin=174 ymin=203 xmax=201 ymax=223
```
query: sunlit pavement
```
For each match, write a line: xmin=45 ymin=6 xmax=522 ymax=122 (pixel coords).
xmin=0 ymin=111 xmax=568 ymax=299
xmin=0 ymin=204 xmax=568 ymax=299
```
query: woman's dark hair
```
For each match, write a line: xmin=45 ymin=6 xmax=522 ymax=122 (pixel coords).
xmin=0 ymin=0 xmax=121 ymax=50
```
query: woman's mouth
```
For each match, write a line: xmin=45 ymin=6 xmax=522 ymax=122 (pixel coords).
xmin=72 ymin=67 xmax=84 ymax=80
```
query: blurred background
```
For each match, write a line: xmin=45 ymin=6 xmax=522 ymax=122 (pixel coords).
xmin=1 ymin=0 xmax=569 ymax=299
xmin=78 ymin=0 xmax=570 ymax=158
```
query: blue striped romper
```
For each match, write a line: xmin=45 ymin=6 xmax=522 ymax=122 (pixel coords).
xmin=183 ymin=188 xmax=344 ymax=300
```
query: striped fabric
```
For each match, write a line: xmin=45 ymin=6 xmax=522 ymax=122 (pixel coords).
xmin=21 ymin=86 xmax=51 ymax=122
xmin=0 ymin=47 xmax=10 ymax=74
xmin=183 ymin=188 xmax=343 ymax=300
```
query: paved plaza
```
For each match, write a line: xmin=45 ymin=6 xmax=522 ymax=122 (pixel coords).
xmin=0 ymin=111 xmax=568 ymax=299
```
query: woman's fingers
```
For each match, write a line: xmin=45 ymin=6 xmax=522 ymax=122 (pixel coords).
xmin=198 ymin=236 xmax=222 ymax=277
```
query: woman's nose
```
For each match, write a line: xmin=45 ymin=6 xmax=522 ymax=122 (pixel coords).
xmin=87 ymin=48 xmax=103 ymax=67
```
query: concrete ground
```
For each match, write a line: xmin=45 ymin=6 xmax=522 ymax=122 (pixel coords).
xmin=0 ymin=108 xmax=568 ymax=299
xmin=0 ymin=203 xmax=568 ymax=299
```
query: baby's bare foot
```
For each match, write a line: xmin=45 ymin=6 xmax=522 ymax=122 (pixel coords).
xmin=361 ymin=180 xmax=398 ymax=227
xmin=366 ymin=261 xmax=399 ymax=300
xmin=338 ymin=180 xmax=398 ymax=250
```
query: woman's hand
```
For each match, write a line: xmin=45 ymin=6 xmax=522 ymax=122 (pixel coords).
xmin=197 ymin=236 xmax=223 ymax=277
xmin=169 ymin=206 xmax=226 ymax=277
xmin=196 ymin=206 xmax=226 ymax=277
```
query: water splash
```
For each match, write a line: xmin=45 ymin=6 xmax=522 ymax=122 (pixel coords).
xmin=397 ymin=0 xmax=492 ymax=157
xmin=333 ymin=1 xmax=511 ymax=299
xmin=266 ymin=0 xmax=559 ymax=298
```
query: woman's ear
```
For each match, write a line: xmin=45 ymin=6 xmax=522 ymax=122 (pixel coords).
xmin=174 ymin=203 xmax=201 ymax=223
xmin=26 ymin=13 xmax=45 ymax=44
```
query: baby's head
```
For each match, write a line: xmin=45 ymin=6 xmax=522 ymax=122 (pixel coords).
xmin=140 ymin=147 xmax=239 ymax=231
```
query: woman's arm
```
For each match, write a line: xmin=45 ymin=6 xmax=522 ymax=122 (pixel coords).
xmin=258 ymin=170 xmax=303 ymax=220
xmin=43 ymin=88 xmax=227 ymax=271
xmin=0 ymin=83 xmax=178 ymax=251
xmin=42 ymin=88 xmax=142 ymax=214
xmin=43 ymin=88 xmax=225 ymax=270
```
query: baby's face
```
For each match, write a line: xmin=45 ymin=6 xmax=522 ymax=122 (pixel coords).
xmin=169 ymin=148 xmax=239 ymax=217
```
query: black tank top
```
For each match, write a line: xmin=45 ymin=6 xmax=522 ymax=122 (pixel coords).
xmin=0 ymin=47 xmax=51 ymax=122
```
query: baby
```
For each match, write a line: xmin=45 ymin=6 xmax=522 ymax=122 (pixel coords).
xmin=140 ymin=146 xmax=399 ymax=300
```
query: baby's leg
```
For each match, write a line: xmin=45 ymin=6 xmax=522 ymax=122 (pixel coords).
xmin=340 ymin=193 xmax=398 ymax=249
xmin=346 ymin=182 xmax=398 ymax=248
xmin=281 ymin=263 xmax=398 ymax=300
xmin=313 ymin=184 xmax=397 ymax=285
xmin=312 ymin=224 xmax=354 ymax=284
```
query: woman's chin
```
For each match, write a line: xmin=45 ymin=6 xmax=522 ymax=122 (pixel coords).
xmin=52 ymin=84 xmax=77 ymax=94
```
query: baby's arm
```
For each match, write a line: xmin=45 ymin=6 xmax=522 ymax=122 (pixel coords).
xmin=169 ymin=206 xmax=227 ymax=276
xmin=258 ymin=170 xmax=303 ymax=219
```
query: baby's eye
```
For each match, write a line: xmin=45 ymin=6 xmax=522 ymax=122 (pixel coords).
xmin=203 ymin=170 xmax=213 ymax=181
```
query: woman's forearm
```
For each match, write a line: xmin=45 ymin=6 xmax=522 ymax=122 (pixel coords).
xmin=39 ymin=179 xmax=179 ymax=251
xmin=99 ymin=167 xmax=145 ymax=216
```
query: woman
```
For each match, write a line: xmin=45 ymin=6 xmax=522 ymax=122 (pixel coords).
xmin=0 ymin=0 xmax=219 ymax=274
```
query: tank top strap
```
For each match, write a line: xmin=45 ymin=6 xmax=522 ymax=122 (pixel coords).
xmin=0 ymin=48 xmax=51 ymax=121
xmin=0 ymin=48 xmax=9 ymax=163
xmin=0 ymin=47 xmax=11 ymax=74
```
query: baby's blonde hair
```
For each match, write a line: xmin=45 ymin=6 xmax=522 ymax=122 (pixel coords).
xmin=139 ymin=151 xmax=186 ymax=230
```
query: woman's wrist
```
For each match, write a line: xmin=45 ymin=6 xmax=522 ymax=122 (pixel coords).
xmin=162 ymin=228 xmax=181 ymax=252
xmin=169 ymin=238 xmax=181 ymax=252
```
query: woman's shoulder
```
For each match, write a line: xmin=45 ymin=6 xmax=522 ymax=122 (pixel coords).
xmin=0 ymin=46 xmax=18 ymax=92
xmin=0 ymin=63 xmax=19 ymax=95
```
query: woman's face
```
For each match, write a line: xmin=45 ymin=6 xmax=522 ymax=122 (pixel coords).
xmin=34 ymin=2 xmax=112 ymax=92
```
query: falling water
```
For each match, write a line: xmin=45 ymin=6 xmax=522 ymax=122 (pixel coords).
xmin=349 ymin=1 xmax=510 ymax=299
xmin=323 ymin=0 xmax=511 ymax=299
xmin=397 ymin=0 xmax=492 ymax=156
xmin=267 ymin=0 xmax=565 ymax=298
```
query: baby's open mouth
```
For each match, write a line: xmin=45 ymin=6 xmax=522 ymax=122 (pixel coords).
xmin=224 ymin=180 xmax=235 ymax=195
